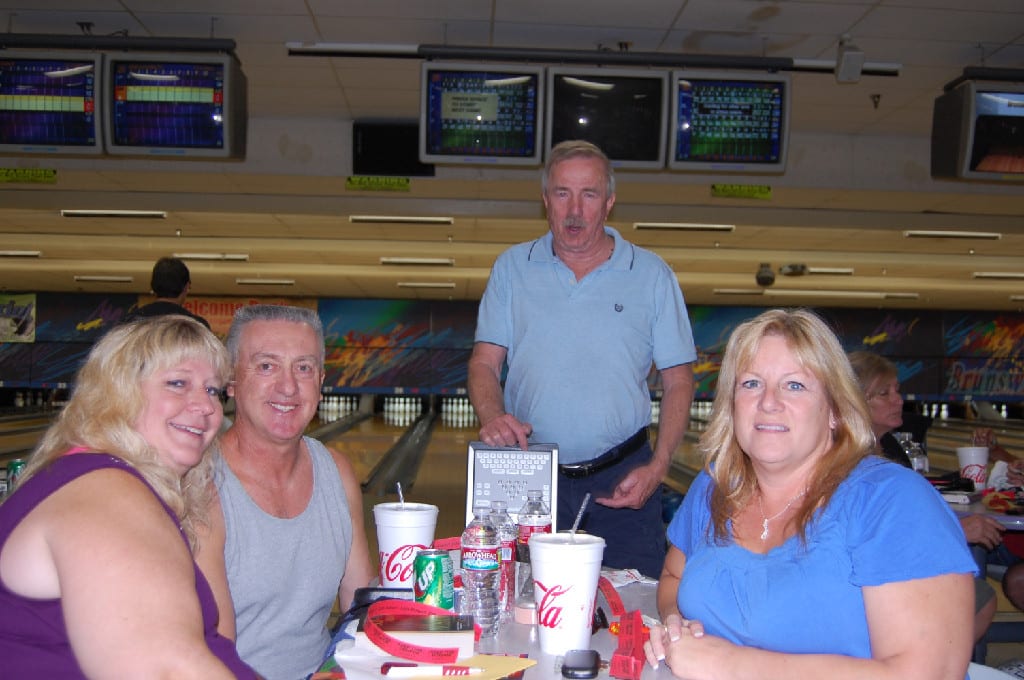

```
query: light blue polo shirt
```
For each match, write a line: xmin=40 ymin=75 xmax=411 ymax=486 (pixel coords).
xmin=474 ymin=226 xmax=697 ymax=464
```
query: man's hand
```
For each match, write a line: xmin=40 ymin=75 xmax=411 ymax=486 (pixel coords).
xmin=960 ymin=514 xmax=1005 ymax=550
xmin=1009 ymin=459 xmax=1024 ymax=487
xmin=478 ymin=413 xmax=532 ymax=450
xmin=596 ymin=457 xmax=668 ymax=510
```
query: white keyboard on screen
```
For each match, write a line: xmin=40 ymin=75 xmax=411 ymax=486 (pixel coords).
xmin=465 ymin=442 xmax=558 ymax=529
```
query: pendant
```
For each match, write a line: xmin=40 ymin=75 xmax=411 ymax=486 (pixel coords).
xmin=760 ymin=519 xmax=770 ymax=541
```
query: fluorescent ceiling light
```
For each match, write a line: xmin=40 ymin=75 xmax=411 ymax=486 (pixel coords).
xmin=45 ymin=64 xmax=93 ymax=78
xmin=791 ymin=57 xmax=901 ymax=76
xmin=562 ymin=76 xmax=615 ymax=92
xmin=0 ymin=250 xmax=41 ymax=257
xmin=350 ymin=215 xmax=453 ymax=225
xmin=380 ymin=257 xmax=455 ymax=266
xmin=973 ymin=271 xmax=1024 ymax=280
xmin=61 ymin=209 xmax=167 ymax=219
xmin=485 ymin=76 xmax=531 ymax=87
xmin=235 ymin=278 xmax=295 ymax=285
xmin=73 ymin=275 xmax=133 ymax=283
xmin=903 ymin=230 xmax=1001 ymax=240
xmin=807 ymin=266 xmax=854 ymax=275
xmin=713 ymin=288 xmax=764 ymax=295
xmin=397 ymin=282 xmax=456 ymax=289
xmin=129 ymin=71 xmax=179 ymax=82
xmin=173 ymin=252 xmax=250 ymax=262
xmin=1011 ymin=296 xmax=1024 ymax=302
xmin=763 ymin=289 xmax=919 ymax=300
xmin=286 ymin=41 xmax=419 ymax=56
xmin=780 ymin=264 xmax=856 ymax=276
xmin=633 ymin=222 xmax=735 ymax=232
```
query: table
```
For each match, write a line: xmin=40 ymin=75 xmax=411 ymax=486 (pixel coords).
xmin=476 ymin=581 xmax=673 ymax=679
xmin=333 ymin=581 xmax=1009 ymax=679
xmin=951 ymin=502 xmax=1024 ymax=531
xmin=333 ymin=581 xmax=674 ymax=680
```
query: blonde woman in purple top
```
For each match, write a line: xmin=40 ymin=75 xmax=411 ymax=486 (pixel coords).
xmin=0 ymin=316 xmax=256 ymax=679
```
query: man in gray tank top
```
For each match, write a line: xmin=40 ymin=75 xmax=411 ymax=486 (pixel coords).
xmin=195 ymin=305 xmax=374 ymax=680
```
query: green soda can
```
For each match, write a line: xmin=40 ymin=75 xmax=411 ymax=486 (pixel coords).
xmin=413 ymin=549 xmax=455 ymax=610
xmin=6 ymin=458 xmax=25 ymax=491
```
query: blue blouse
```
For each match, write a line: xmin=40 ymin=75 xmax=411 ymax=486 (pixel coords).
xmin=669 ymin=456 xmax=976 ymax=658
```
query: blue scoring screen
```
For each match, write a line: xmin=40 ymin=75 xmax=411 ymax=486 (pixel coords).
xmin=110 ymin=59 xmax=226 ymax=149
xmin=0 ymin=56 xmax=98 ymax=147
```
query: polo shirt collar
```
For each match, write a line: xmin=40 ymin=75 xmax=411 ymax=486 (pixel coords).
xmin=528 ymin=226 xmax=631 ymax=271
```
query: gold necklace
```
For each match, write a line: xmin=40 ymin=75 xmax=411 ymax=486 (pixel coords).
xmin=756 ymin=488 xmax=807 ymax=541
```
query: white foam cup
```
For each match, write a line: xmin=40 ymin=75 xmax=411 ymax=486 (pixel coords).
xmin=956 ymin=446 xmax=989 ymax=489
xmin=373 ymin=502 xmax=438 ymax=588
xmin=529 ymin=531 xmax=606 ymax=655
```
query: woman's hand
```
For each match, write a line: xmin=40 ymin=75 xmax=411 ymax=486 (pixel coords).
xmin=644 ymin=614 xmax=705 ymax=671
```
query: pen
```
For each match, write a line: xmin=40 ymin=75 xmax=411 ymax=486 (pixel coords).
xmin=380 ymin=662 xmax=486 ymax=677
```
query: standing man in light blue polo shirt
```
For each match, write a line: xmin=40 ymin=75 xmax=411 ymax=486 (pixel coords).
xmin=468 ymin=140 xmax=697 ymax=578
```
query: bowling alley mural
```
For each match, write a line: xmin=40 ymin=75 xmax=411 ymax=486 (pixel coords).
xmin=0 ymin=291 xmax=1022 ymax=402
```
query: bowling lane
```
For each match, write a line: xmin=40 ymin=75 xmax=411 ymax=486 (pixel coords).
xmin=320 ymin=397 xmax=480 ymax=569
xmin=407 ymin=415 xmax=477 ymax=543
xmin=320 ymin=414 xmax=409 ymax=487
xmin=0 ymin=414 xmax=53 ymax=467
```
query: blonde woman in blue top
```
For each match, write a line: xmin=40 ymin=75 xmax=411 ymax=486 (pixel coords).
xmin=645 ymin=309 xmax=975 ymax=680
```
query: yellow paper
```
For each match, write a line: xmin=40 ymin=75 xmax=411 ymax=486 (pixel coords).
xmin=443 ymin=654 xmax=535 ymax=680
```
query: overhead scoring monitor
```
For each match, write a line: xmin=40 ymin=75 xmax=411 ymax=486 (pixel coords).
xmin=103 ymin=51 xmax=247 ymax=159
xmin=0 ymin=50 xmax=102 ymax=155
xmin=419 ymin=62 xmax=544 ymax=166
xmin=932 ymin=79 xmax=1024 ymax=181
xmin=545 ymin=66 xmax=669 ymax=169
xmin=668 ymin=70 xmax=790 ymax=174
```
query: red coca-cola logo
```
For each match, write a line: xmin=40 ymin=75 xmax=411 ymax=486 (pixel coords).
xmin=535 ymin=580 xmax=571 ymax=629
xmin=380 ymin=543 xmax=427 ymax=583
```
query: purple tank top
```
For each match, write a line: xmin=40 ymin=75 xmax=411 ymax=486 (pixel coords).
xmin=0 ymin=452 xmax=256 ymax=678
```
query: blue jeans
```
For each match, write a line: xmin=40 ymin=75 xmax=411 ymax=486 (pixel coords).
xmin=557 ymin=443 xmax=666 ymax=579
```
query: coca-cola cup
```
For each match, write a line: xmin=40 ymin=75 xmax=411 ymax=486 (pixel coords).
xmin=529 ymin=531 xmax=606 ymax=655
xmin=373 ymin=502 xmax=438 ymax=588
xmin=956 ymin=446 xmax=989 ymax=490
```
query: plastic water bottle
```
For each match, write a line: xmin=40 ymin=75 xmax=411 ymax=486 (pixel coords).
xmin=488 ymin=500 xmax=516 ymax=622
xmin=460 ymin=504 xmax=501 ymax=637
xmin=896 ymin=432 xmax=929 ymax=473
xmin=515 ymin=490 xmax=552 ymax=605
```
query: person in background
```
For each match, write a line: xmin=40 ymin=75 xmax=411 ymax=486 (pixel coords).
xmin=972 ymin=426 xmax=1019 ymax=464
xmin=844 ymin=351 xmax=931 ymax=467
xmin=124 ymin=256 xmax=211 ymax=329
xmin=467 ymin=140 xmax=697 ymax=578
xmin=195 ymin=304 xmax=373 ymax=680
xmin=995 ymin=452 xmax=1024 ymax=611
xmin=0 ymin=316 xmax=255 ymax=678
xmin=848 ymin=349 xmax=998 ymax=643
xmin=646 ymin=309 xmax=975 ymax=679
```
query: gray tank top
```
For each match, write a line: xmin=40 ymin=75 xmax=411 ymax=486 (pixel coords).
xmin=215 ymin=437 xmax=352 ymax=680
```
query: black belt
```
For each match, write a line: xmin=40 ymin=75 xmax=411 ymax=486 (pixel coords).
xmin=558 ymin=428 xmax=649 ymax=478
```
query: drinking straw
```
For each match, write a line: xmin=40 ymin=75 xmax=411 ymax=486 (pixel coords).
xmin=570 ymin=492 xmax=591 ymax=540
